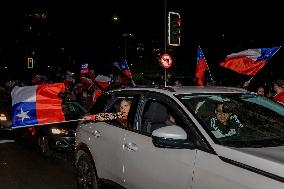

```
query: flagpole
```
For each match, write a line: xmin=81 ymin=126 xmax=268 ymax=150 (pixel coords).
xmin=126 ymin=60 xmax=136 ymax=87
xmin=198 ymin=46 xmax=215 ymax=84
xmin=207 ymin=65 xmax=215 ymax=84
xmin=11 ymin=119 xmax=81 ymax=129
xmin=164 ymin=0 xmax=167 ymax=87
xmin=131 ymin=77 xmax=136 ymax=87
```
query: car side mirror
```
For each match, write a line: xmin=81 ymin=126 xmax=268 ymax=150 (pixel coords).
xmin=151 ymin=125 xmax=194 ymax=149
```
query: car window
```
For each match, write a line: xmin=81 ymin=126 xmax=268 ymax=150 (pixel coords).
xmin=141 ymin=100 xmax=186 ymax=135
xmin=178 ymin=94 xmax=284 ymax=148
xmin=63 ymin=103 xmax=83 ymax=115
xmin=88 ymin=94 xmax=112 ymax=114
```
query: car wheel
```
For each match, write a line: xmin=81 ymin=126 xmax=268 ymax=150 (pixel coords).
xmin=76 ymin=152 xmax=99 ymax=189
xmin=39 ymin=136 xmax=51 ymax=156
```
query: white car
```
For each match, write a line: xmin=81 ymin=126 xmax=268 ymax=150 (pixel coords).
xmin=75 ymin=86 xmax=284 ymax=189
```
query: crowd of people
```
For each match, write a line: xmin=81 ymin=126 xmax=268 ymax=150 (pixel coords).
xmin=0 ymin=67 xmax=133 ymax=111
xmin=245 ymin=79 xmax=284 ymax=104
xmin=1 ymin=65 xmax=284 ymax=113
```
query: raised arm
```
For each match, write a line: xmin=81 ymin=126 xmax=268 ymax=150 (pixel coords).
xmin=83 ymin=112 xmax=123 ymax=122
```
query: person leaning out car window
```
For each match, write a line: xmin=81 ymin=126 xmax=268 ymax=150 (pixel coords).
xmin=83 ymin=98 xmax=131 ymax=128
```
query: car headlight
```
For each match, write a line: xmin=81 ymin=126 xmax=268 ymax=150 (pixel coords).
xmin=0 ymin=113 xmax=7 ymax=121
xmin=51 ymin=128 xmax=67 ymax=135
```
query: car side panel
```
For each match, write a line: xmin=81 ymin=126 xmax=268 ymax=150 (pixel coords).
xmin=123 ymin=130 xmax=197 ymax=189
xmin=192 ymin=150 xmax=284 ymax=189
xmin=78 ymin=121 xmax=126 ymax=186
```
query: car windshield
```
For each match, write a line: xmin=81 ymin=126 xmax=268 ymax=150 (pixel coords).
xmin=177 ymin=93 xmax=284 ymax=148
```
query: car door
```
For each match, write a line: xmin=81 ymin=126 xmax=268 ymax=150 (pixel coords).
xmin=123 ymin=93 xmax=207 ymax=189
xmin=86 ymin=92 xmax=138 ymax=186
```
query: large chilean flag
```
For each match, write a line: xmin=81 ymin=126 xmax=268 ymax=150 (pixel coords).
xmin=11 ymin=83 xmax=65 ymax=128
xmin=220 ymin=47 xmax=280 ymax=75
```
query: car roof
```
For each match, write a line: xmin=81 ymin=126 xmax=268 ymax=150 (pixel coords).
xmin=112 ymin=85 xmax=249 ymax=95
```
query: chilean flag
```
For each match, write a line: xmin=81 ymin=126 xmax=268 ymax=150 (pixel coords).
xmin=94 ymin=75 xmax=111 ymax=89
xmin=220 ymin=47 xmax=280 ymax=75
xmin=11 ymin=83 xmax=65 ymax=128
xmin=113 ymin=60 xmax=132 ymax=78
xmin=195 ymin=47 xmax=209 ymax=86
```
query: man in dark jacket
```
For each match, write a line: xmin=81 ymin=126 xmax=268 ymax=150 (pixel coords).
xmin=207 ymin=102 xmax=243 ymax=139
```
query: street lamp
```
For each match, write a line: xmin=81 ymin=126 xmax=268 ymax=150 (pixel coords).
xmin=112 ymin=16 xmax=119 ymax=21
xmin=122 ymin=33 xmax=133 ymax=60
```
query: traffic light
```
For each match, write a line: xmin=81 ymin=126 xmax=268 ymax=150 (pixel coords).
xmin=168 ymin=11 xmax=181 ymax=46
xmin=28 ymin=58 xmax=33 ymax=68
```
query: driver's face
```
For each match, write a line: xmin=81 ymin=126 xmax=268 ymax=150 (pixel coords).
xmin=120 ymin=100 xmax=131 ymax=119
xmin=215 ymin=104 xmax=231 ymax=125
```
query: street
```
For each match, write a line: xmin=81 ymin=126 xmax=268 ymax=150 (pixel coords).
xmin=0 ymin=130 xmax=77 ymax=189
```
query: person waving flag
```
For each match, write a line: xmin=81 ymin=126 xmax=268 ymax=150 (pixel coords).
xmin=113 ymin=60 xmax=132 ymax=78
xmin=113 ymin=60 xmax=135 ymax=86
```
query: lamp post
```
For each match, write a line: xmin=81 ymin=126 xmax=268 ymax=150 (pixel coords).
xmin=122 ymin=33 xmax=133 ymax=60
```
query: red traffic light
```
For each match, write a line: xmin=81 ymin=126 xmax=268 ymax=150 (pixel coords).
xmin=168 ymin=11 xmax=181 ymax=46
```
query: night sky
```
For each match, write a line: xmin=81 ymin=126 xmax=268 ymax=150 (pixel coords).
xmin=1 ymin=0 xmax=284 ymax=86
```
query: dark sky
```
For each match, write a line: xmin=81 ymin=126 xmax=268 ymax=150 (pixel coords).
xmin=2 ymin=0 xmax=283 ymax=50
xmin=1 ymin=0 xmax=284 ymax=85
xmin=2 ymin=0 xmax=284 ymax=46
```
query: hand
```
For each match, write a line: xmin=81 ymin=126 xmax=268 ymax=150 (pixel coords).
xmin=116 ymin=112 xmax=123 ymax=119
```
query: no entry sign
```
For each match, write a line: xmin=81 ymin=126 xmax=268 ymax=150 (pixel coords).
xmin=160 ymin=54 xmax=172 ymax=69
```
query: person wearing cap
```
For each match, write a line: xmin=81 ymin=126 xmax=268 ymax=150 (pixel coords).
xmin=206 ymin=102 xmax=243 ymax=139
xmin=273 ymin=79 xmax=284 ymax=105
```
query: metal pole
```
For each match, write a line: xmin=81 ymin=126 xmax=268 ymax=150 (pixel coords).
xmin=164 ymin=69 xmax=167 ymax=87
xmin=164 ymin=0 xmax=167 ymax=87
xmin=164 ymin=0 xmax=167 ymax=52
xmin=124 ymin=37 xmax=127 ymax=60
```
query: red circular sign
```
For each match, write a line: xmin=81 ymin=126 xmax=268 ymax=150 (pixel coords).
xmin=160 ymin=54 xmax=172 ymax=69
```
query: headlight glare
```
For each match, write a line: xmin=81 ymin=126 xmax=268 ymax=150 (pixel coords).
xmin=51 ymin=128 xmax=66 ymax=134
xmin=0 ymin=114 xmax=7 ymax=121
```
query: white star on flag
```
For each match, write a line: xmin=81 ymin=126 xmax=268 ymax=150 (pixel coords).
xmin=16 ymin=108 xmax=30 ymax=122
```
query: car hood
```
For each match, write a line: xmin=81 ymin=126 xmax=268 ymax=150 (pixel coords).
xmin=214 ymin=144 xmax=284 ymax=178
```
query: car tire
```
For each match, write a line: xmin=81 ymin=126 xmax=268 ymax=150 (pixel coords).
xmin=76 ymin=152 xmax=99 ymax=189
xmin=39 ymin=136 xmax=51 ymax=156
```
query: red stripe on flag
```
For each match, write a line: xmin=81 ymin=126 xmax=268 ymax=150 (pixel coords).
xmin=195 ymin=58 xmax=208 ymax=86
xmin=36 ymin=83 xmax=65 ymax=124
xmin=123 ymin=70 xmax=132 ymax=78
xmin=220 ymin=56 xmax=266 ymax=75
